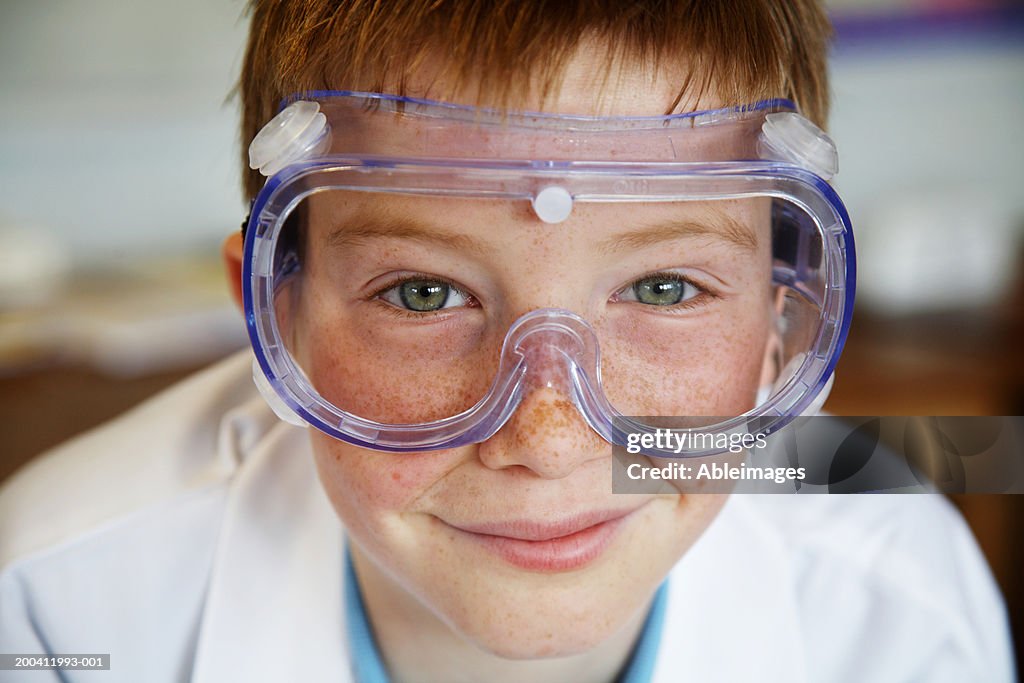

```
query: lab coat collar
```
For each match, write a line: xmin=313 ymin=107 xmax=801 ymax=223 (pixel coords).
xmin=652 ymin=496 xmax=808 ymax=682
xmin=191 ymin=421 xmax=349 ymax=682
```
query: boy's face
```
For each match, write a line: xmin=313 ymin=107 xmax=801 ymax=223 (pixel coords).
xmin=292 ymin=49 xmax=775 ymax=658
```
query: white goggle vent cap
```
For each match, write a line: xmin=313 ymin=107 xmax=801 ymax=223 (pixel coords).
xmin=760 ymin=112 xmax=838 ymax=181
xmin=532 ymin=186 xmax=574 ymax=223
xmin=249 ymin=100 xmax=330 ymax=178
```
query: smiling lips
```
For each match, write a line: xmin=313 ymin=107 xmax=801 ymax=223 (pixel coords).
xmin=445 ymin=508 xmax=639 ymax=572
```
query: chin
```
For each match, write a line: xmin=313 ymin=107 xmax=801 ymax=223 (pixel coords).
xmin=427 ymin=570 xmax=655 ymax=660
xmin=459 ymin=613 xmax=624 ymax=660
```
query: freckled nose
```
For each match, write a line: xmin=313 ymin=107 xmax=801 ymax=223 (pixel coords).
xmin=477 ymin=334 xmax=607 ymax=478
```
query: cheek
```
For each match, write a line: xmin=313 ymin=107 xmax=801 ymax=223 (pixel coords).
xmin=291 ymin=286 xmax=498 ymax=425
xmin=668 ymin=492 xmax=729 ymax=542
xmin=601 ymin=301 xmax=773 ymax=417
xmin=310 ymin=433 xmax=466 ymax=532
xmin=701 ymin=303 xmax=775 ymax=411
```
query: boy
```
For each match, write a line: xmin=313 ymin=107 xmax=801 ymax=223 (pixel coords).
xmin=0 ymin=2 xmax=1015 ymax=681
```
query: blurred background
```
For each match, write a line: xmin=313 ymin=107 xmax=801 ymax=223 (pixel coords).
xmin=1 ymin=0 xmax=1022 ymax=666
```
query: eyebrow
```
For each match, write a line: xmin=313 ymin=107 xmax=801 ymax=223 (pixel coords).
xmin=323 ymin=208 xmax=759 ymax=254
xmin=324 ymin=216 xmax=489 ymax=256
xmin=596 ymin=213 xmax=760 ymax=254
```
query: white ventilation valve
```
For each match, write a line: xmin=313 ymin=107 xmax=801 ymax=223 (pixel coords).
xmin=532 ymin=186 xmax=574 ymax=223
xmin=248 ymin=101 xmax=330 ymax=177
xmin=760 ymin=112 xmax=838 ymax=181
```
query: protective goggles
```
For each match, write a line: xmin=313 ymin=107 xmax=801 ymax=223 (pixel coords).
xmin=242 ymin=92 xmax=854 ymax=456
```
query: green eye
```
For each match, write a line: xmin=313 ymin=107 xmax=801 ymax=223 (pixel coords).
xmin=632 ymin=276 xmax=690 ymax=306
xmin=378 ymin=277 xmax=471 ymax=313
xmin=616 ymin=272 xmax=708 ymax=308
xmin=399 ymin=280 xmax=450 ymax=312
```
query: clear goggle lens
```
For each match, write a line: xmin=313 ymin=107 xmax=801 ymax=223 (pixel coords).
xmin=243 ymin=94 xmax=853 ymax=454
xmin=255 ymin=189 xmax=839 ymax=451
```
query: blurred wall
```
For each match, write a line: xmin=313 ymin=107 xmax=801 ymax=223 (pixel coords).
xmin=0 ymin=1 xmax=248 ymax=266
xmin=829 ymin=12 xmax=1024 ymax=313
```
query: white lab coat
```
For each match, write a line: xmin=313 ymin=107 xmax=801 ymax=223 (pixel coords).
xmin=0 ymin=351 xmax=1015 ymax=682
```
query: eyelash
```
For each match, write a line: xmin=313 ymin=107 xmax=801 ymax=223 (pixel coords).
xmin=612 ymin=271 xmax=720 ymax=311
xmin=370 ymin=274 xmax=477 ymax=318
xmin=370 ymin=270 xmax=719 ymax=316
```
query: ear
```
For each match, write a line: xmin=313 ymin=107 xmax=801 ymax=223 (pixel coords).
xmin=222 ymin=233 xmax=244 ymax=313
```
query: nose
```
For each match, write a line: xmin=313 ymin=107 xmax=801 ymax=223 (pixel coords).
xmin=476 ymin=313 xmax=609 ymax=478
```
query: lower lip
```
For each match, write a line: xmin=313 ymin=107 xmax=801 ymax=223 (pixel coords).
xmin=453 ymin=516 xmax=630 ymax=572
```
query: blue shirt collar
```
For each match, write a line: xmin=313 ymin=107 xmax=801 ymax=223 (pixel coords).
xmin=344 ymin=547 xmax=668 ymax=683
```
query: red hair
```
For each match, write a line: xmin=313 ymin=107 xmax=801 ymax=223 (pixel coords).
xmin=239 ymin=0 xmax=832 ymax=198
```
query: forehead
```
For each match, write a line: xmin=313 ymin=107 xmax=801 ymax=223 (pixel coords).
xmin=321 ymin=102 xmax=760 ymax=163
xmin=388 ymin=39 xmax=726 ymax=117
xmin=312 ymin=44 xmax=763 ymax=165
xmin=303 ymin=191 xmax=772 ymax=259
